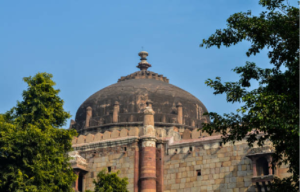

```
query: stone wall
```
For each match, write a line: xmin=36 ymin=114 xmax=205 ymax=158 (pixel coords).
xmin=72 ymin=131 xmax=291 ymax=192
xmin=163 ymin=139 xmax=290 ymax=192
xmin=79 ymin=141 xmax=137 ymax=191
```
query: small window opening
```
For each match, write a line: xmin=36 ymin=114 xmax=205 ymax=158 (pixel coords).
xmin=78 ymin=172 xmax=83 ymax=191
xmin=256 ymin=157 xmax=269 ymax=176
xmin=108 ymin=166 xmax=111 ymax=173
xmin=189 ymin=147 xmax=193 ymax=151
xmin=196 ymin=169 xmax=201 ymax=176
xmin=124 ymin=147 xmax=127 ymax=152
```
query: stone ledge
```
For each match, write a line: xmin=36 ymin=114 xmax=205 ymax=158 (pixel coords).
xmin=167 ymin=135 xmax=222 ymax=148
xmin=73 ymin=136 xmax=139 ymax=151
xmin=252 ymin=175 xmax=274 ymax=182
xmin=76 ymin=122 xmax=197 ymax=134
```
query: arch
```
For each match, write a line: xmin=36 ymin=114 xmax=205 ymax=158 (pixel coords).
xmin=256 ymin=157 xmax=269 ymax=176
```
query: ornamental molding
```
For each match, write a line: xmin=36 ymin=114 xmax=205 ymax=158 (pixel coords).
xmin=73 ymin=136 xmax=139 ymax=151
xmin=68 ymin=151 xmax=88 ymax=171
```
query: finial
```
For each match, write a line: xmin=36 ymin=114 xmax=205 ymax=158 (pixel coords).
xmin=137 ymin=51 xmax=151 ymax=71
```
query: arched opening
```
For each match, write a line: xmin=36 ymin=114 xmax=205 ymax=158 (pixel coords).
xmin=78 ymin=172 xmax=84 ymax=192
xmin=256 ymin=157 xmax=269 ymax=176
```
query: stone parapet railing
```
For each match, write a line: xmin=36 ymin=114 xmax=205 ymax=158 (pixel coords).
xmin=72 ymin=127 xmax=213 ymax=146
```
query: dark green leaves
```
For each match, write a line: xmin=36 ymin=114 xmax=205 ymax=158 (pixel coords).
xmin=0 ymin=73 xmax=77 ymax=192
xmin=200 ymin=1 xmax=299 ymax=190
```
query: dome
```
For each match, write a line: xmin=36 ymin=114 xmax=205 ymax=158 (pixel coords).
xmin=73 ymin=51 xmax=209 ymax=133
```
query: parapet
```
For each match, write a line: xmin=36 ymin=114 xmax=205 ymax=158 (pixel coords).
xmin=72 ymin=127 xmax=140 ymax=145
xmin=72 ymin=127 xmax=217 ymax=147
xmin=118 ymin=70 xmax=169 ymax=83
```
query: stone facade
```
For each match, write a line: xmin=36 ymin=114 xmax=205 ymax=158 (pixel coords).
xmin=71 ymin=117 xmax=290 ymax=192
xmin=73 ymin=137 xmax=138 ymax=191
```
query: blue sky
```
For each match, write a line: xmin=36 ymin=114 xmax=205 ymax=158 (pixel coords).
xmin=0 ymin=1 xmax=296 ymax=128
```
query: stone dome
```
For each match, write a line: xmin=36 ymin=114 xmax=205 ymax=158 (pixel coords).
xmin=73 ymin=51 xmax=209 ymax=133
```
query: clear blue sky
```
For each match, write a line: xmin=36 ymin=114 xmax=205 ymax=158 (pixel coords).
xmin=0 ymin=1 xmax=295 ymax=128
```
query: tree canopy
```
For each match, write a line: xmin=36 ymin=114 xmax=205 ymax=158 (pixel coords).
xmin=200 ymin=0 xmax=298 ymax=190
xmin=0 ymin=73 xmax=77 ymax=192
xmin=91 ymin=169 xmax=129 ymax=192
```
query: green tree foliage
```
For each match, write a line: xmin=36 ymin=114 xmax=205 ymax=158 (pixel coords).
xmin=92 ymin=169 xmax=129 ymax=192
xmin=200 ymin=0 xmax=298 ymax=190
xmin=0 ymin=73 xmax=77 ymax=192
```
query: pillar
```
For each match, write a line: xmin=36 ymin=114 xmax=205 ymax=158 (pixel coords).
xmin=267 ymin=156 xmax=273 ymax=175
xmin=177 ymin=102 xmax=183 ymax=124
xmin=252 ymin=157 xmax=258 ymax=176
xmin=85 ymin=106 xmax=92 ymax=128
xmin=198 ymin=106 xmax=203 ymax=120
xmin=74 ymin=170 xmax=80 ymax=191
xmin=134 ymin=142 xmax=139 ymax=192
xmin=156 ymin=143 xmax=164 ymax=192
xmin=140 ymin=100 xmax=156 ymax=192
xmin=191 ymin=120 xmax=195 ymax=127
xmin=113 ymin=101 xmax=119 ymax=123
xmin=161 ymin=115 xmax=166 ymax=123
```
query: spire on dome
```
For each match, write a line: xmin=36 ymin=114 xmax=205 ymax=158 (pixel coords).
xmin=137 ymin=51 xmax=151 ymax=71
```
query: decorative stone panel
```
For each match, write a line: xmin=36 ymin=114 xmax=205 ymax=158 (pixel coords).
xmin=86 ymin=134 xmax=94 ymax=143
xmin=182 ymin=129 xmax=191 ymax=140
xmin=111 ymin=130 xmax=120 ymax=138
xmin=192 ymin=128 xmax=201 ymax=139
xmin=120 ymin=129 xmax=129 ymax=137
xmin=156 ymin=128 xmax=166 ymax=138
xmin=77 ymin=135 xmax=86 ymax=144
xmin=94 ymin=133 xmax=103 ymax=141
xmin=103 ymin=131 xmax=111 ymax=140
xmin=129 ymin=127 xmax=139 ymax=136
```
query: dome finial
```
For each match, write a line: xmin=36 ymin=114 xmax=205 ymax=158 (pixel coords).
xmin=137 ymin=51 xmax=151 ymax=71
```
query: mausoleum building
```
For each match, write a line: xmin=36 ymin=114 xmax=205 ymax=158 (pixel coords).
xmin=69 ymin=51 xmax=290 ymax=192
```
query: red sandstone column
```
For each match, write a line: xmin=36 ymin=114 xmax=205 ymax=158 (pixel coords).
xmin=74 ymin=170 xmax=79 ymax=191
xmin=267 ymin=156 xmax=273 ymax=175
xmin=134 ymin=142 xmax=139 ymax=192
xmin=139 ymin=100 xmax=156 ymax=192
xmin=156 ymin=143 xmax=164 ymax=192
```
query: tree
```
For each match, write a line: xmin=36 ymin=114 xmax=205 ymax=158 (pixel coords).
xmin=0 ymin=73 xmax=77 ymax=192
xmin=92 ymin=169 xmax=129 ymax=192
xmin=200 ymin=0 xmax=298 ymax=190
